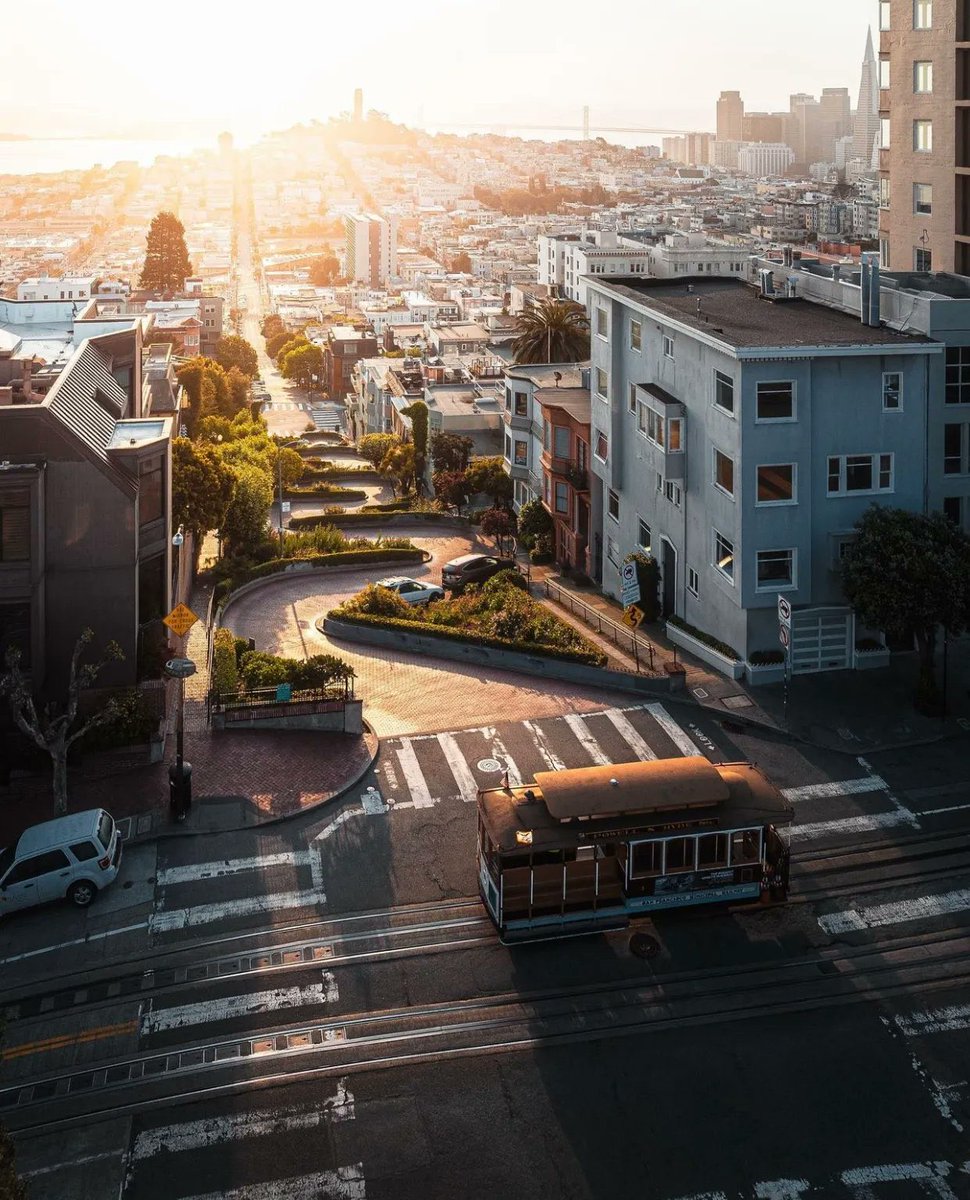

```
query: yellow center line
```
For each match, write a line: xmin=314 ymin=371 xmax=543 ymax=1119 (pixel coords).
xmin=1 ymin=1018 xmax=139 ymax=1061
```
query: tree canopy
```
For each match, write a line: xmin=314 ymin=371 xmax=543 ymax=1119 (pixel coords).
xmin=402 ymin=400 xmax=429 ymax=490
xmin=379 ymin=443 xmax=416 ymax=495
xmin=172 ymin=437 xmax=235 ymax=542
xmin=139 ymin=211 xmax=192 ymax=292
xmin=221 ymin=462 xmax=275 ymax=555
xmin=309 ymin=253 xmax=340 ymax=286
xmin=430 ymin=431 xmax=473 ymax=474
xmin=213 ymin=334 xmax=259 ymax=378
xmin=280 ymin=342 xmax=323 ymax=390
xmin=358 ymin=432 xmax=400 ymax=470
xmin=466 ymin=456 xmax=513 ymax=506
xmin=512 ymin=299 xmax=590 ymax=365
xmin=432 ymin=470 xmax=470 ymax=514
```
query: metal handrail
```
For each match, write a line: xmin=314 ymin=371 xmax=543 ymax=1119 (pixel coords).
xmin=210 ymin=680 xmax=354 ymax=712
xmin=542 ymin=579 xmax=657 ymax=674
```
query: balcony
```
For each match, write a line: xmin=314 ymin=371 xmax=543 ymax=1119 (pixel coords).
xmin=543 ymin=454 xmax=590 ymax=493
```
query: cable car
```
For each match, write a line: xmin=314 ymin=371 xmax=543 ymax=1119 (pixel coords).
xmin=477 ymin=755 xmax=793 ymax=943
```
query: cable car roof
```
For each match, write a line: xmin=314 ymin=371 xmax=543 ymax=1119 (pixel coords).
xmin=535 ymin=757 xmax=729 ymax=821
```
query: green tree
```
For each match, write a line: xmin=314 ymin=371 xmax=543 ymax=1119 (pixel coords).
xmin=273 ymin=446 xmax=306 ymax=489
xmin=221 ymin=462 xmax=274 ymax=555
xmin=213 ymin=334 xmax=258 ymax=378
xmin=432 ymin=469 xmax=470 ymax=514
xmin=0 ymin=629 xmax=124 ymax=817
xmin=512 ymin=298 xmax=590 ymax=365
xmin=0 ymin=1123 xmax=27 ymax=1200
xmin=172 ymin=437 xmax=235 ymax=542
xmin=466 ymin=456 xmax=513 ymax=506
xmin=261 ymin=314 xmax=285 ymax=340
xmin=379 ymin=443 xmax=416 ymax=495
xmin=517 ymin=498 xmax=554 ymax=550
xmin=358 ymin=432 xmax=400 ymax=469
xmin=430 ymin=431 xmax=473 ymax=474
xmin=280 ymin=342 xmax=323 ymax=390
xmin=841 ymin=505 xmax=970 ymax=710
xmin=402 ymin=400 xmax=429 ymax=492
xmin=265 ymin=331 xmax=290 ymax=359
xmin=480 ymin=506 xmax=518 ymax=556
xmin=139 ymin=210 xmax=192 ymax=292
xmin=176 ymin=357 xmax=232 ymax=432
xmin=309 ymin=253 xmax=340 ymax=286
xmin=275 ymin=334 xmax=311 ymax=369
xmin=225 ymin=365 xmax=251 ymax=416
xmin=450 ymin=251 xmax=472 ymax=273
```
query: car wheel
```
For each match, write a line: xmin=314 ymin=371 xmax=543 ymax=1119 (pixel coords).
xmin=67 ymin=880 xmax=97 ymax=908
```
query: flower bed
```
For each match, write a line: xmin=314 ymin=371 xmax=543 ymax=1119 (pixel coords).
xmin=285 ymin=483 xmax=369 ymax=501
xmin=665 ymin=616 xmax=743 ymax=680
xmin=213 ymin=548 xmax=425 ymax=604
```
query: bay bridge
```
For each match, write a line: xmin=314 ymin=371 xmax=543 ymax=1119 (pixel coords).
xmin=429 ymin=107 xmax=695 ymax=140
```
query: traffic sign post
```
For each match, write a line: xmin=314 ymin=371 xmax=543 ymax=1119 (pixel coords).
xmin=622 ymin=604 xmax=644 ymax=630
xmin=621 ymin=561 xmax=641 ymax=609
xmin=777 ymin=596 xmax=793 ymax=729
xmin=163 ymin=603 xmax=199 ymax=640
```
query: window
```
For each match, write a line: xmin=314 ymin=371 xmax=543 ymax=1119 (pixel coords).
xmin=831 ymin=534 xmax=857 ymax=570
xmin=555 ymin=481 xmax=569 ymax=513
xmin=643 ymin=406 xmax=664 ymax=447
xmin=542 ymin=419 xmax=551 ymax=450
xmin=139 ymin=460 xmax=163 ymax=526
xmin=914 ymin=0 xmax=932 ymax=28
xmin=914 ymin=183 xmax=932 ymax=215
xmin=3 ymin=849 xmax=70 ymax=886
xmin=946 ymin=346 xmax=970 ymax=404
xmin=631 ymin=840 xmax=663 ymax=877
xmin=827 ymin=453 xmax=895 ymax=494
xmin=757 ymin=463 xmax=795 ymax=505
xmin=664 ymin=837 xmax=695 ymax=873
xmin=607 ymin=535 xmax=620 ymax=566
xmin=879 ymin=0 xmax=891 ymax=27
xmin=914 ymin=120 xmax=933 ymax=151
xmin=596 ymin=307 xmax=608 ymax=337
xmin=730 ymin=829 xmax=761 ymax=866
xmin=595 ymin=366 xmax=609 ymax=398
xmin=756 ymin=381 xmax=795 ymax=421
xmin=629 ymin=383 xmax=637 ymax=414
xmin=505 ymin=434 xmax=512 ymax=460
xmin=943 ymin=496 xmax=963 ymax=525
xmin=879 ymin=177 xmax=891 ymax=209
xmin=883 ymin=372 xmax=903 ymax=410
xmin=663 ymin=334 xmax=674 ymax=359
xmin=880 ymin=237 xmax=891 ymax=269
xmin=914 ymin=60 xmax=933 ymax=92
xmin=595 ymin=432 xmax=608 ymax=461
xmin=664 ymin=480 xmax=682 ymax=506
xmin=757 ymin=548 xmax=795 ymax=590
xmin=714 ymin=449 xmax=735 ymax=496
xmin=638 ymin=519 xmax=651 ymax=551
xmin=608 ymin=489 xmax=620 ymax=521
xmin=687 ymin=567 xmax=699 ymax=597
xmin=944 ymin=423 xmax=966 ymax=474
xmin=0 ymin=492 xmax=29 ymax=562
xmin=630 ymin=319 xmax=642 ymax=352
xmin=714 ymin=370 xmax=735 ymax=415
xmin=697 ymin=833 xmax=728 ymax=868
xmin=69 ymin=841 xmax=100 ymax=863
xmin=881 ymin=116 xmax=891 ymax=149
xmin=513 ymin=391 xmax=528 ymax=416
xmin=553 ymin=425 xmax=570 ymax=459
xmin=514 ymin=440 xmax=528 ymax=466
xmin=879 ymin=58 xmax=891 ymax=89
xmin=713 ymin=529 xmax=735 ymax=581
xmin=0 ymin=603 xmax=29 ymax=668
xmin=668 ymin=417 xmax=682 ymax=451
xmin=915 ymin=246 xmax=932 ymax=271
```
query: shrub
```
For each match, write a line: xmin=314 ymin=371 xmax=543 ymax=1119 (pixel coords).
xmin=342 ymin=582 xmax=414 ymax=619
xmin=667 ymin=614 xmax=741 ymax=662
xmin=79 ymin=689 xmax=160 ymax=751
xmin=239 ymin=650 xmax=292 ymax=688
xmin=855 ymin=637 xmax=884 ymax=652
xmin=212 ymin=627 xmax=240 ymax=692
xmin=748 ymin=649 xmax=784 ymax=666
xmin=482 ymin=568 xmax=529 ymax=597
xmin=237 ymin=650 xmax=355 ymax=692
xmin=285 ymin=483 xmax=368 ymax=500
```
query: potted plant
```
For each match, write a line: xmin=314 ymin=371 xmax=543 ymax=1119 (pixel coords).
xmin=745 ymin=648 xmax=786 ymax=686
xmin=853 ymin=636 xmax=890 ymax=670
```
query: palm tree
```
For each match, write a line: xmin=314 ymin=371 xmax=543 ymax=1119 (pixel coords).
xmin=512 ymin=299 xmax=590 ymax=365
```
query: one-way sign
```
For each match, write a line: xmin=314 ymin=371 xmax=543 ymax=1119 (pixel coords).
xmin=777 ymin=595 xmax=792 ymax=628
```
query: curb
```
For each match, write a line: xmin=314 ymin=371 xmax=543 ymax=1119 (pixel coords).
xmin=125 ymin=723 xmax=381 ymax=845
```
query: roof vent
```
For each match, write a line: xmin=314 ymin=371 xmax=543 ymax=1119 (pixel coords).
xmin=758 ymin=269 xmax=775 ymax=298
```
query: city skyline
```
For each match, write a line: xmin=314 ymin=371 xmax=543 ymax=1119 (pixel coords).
xmin=0 ymin=0 xmax=874 ymax=143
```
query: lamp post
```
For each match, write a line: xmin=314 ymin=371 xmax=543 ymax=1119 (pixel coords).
xmin=164 ymin=656 xmax=196 ymax=821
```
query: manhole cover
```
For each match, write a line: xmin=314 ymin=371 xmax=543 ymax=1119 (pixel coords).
xmin=721 ymin=694 xmax=754 ymax=710
xmin=629 ymin=932 xmax=660 ymax=960
xmin=477 ymin=758 xmax=502 ymax=773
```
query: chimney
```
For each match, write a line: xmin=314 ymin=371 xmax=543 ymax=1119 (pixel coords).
xmin=20 ymin=359 xmax=35 ymax=402
xmin=860 ymin=252 xmax=880 ymax=326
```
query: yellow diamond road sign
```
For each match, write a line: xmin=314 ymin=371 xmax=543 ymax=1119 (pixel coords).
xmin=622 ymin=604 xmax=645 ymax=630
xmin=163 ymin=603 xmax=199 ymax=638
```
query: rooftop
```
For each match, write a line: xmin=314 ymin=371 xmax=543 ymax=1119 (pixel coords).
xmin=107 ymin=420 xmax=167 ymax=450
xmin=534 ymin=386 xmax=591 ymax=424
xmin=596 ymin=276 xmax=933 ymax=350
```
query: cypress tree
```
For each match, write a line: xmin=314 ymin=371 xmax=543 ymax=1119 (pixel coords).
xmin=140 ymin=211 xmax=192 ymax=292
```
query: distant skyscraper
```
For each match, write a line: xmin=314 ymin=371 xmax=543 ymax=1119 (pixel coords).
xmin=716 ymin=91 xmax=744 ymax=142
xmin=853 ymin=26 xmax=880 ymax=165
xmin=217 ymin=131 xmax=233 ymax=156
xmin=345 ymin=213 xmax=397 ymax=286
xmin=353 ymin=88 xmax=364 ymax=123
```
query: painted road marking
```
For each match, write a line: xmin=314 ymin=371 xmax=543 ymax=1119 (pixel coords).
xmin=395 ymin=740 xmax=435 ymax=808
xmin=523 ymin=720 xmax=568 ymax=772
xmin=0 ymin=921 xmax=148 ymax=968
xmin=180 ymin=1165 xmax=366 ymax=1200
xmin=819 ymin=888 xmax=970 ymax=934
xmin=156 ymin=852 xmax=315 ymax=887
xmin=782 ymin=777 xmax=888 ymax=802
xmin=603 ymin=708 xmax=658 ymax=761
xmin=132 ymin=1081 xmax=354 ymax=1159
xmin=150 ymin=890 xmax=324 ymax=933
xmin=2 ymin=1018 xmax=138 ymax=1062
xmin=894 ymin=1002 xmax=970 ymax=1036
xmin=21 ymin=1151 xmax=126 ymax=1178
xmin=644 ymin=704 xmax=701 ymax=757
xmin=670 ymin=1163 xmax=964 ymax=1200
xmin=787 ymin=809 xmax=919 ymax=842
xmin=564 ymin=714 xmax=611 ymax=765
xmin=143 ymin=975 xmax=338 ymax=1033
xmin=754 ymin=1184 xmax=809 ymax=1199
xmin=920 ymin=801 xmax=970 ymax=816
xmin=314 ymin=807 xmax=364 ymax=843
xmin=482 ymin=729 xmax=522 ymax=786
xmin=436 ymin=732 xmax=480 ymax=802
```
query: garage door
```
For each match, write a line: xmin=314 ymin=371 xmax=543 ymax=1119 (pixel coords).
xmin=790 ymin=608 xmax=853 ymax=674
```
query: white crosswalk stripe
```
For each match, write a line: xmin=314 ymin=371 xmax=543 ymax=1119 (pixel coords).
xmin=179 ymin=1167 xmax=366 ymax=1200
xmin=522 ymin=720 xmax=568 ymax=771
xmin=603 ymin=708 xmax=658 ymax=761
xmin=563 ymin=713 xmax=611 ymax=765
xmin=644 ymin=703 xmax=701 ymax=756
xmin=142 ymin=974 xmax=338 ymax=1033
xmin=395 ymin=739 xmax=435 ymax=808
xmin=436 ymin=731 xmax=480 ymax=801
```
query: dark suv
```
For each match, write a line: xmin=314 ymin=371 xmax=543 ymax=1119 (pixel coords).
xmin=441 ymin=554 xmax=516 ymax=592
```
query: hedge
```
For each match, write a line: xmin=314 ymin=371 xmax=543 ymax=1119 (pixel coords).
xmin=667 ymin=614 xmax=741 ymax=662
xmin=212 ymin=627 xmax=239 ymax=692
xmin=284 ymin=484 xmax=369 ymax=500
xmin=289 ymin=510 xmax=458 ymax=529
xmin=332 ymin=611 xmax=608 ymax=667
xmin=214 ymin=548 xmax=426 ymax=604
xmin=748 ymin=649 xmax=784 ymax=665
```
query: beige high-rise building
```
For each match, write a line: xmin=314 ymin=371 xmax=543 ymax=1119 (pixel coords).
xmin=716 ymin=91 xmax=744 ymax=142
xmin=879 ymin=0 xmax=966 ymax=273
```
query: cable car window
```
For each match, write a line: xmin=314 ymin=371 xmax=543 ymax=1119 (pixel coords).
xmin=664 ymin=837 xmax=695 ymax=873
xmin=631 ymin=841 xmax=663 ymax=877
xmin=730 ymin=829 xmax=761 ymax=866
xmin=697 ymin=833 xmax=729 ymax=868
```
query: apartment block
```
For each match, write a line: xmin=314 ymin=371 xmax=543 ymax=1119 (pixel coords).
xmin=345 ymin=212 xmax=399 ymax=286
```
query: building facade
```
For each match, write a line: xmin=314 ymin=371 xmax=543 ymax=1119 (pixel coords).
xmin=345 ymin=213 xmax=399 ymax=286
xmin=716 ymin=91 xmax=744 ymax=143
xmin=537 ymin=232 xmax=652 ymax=305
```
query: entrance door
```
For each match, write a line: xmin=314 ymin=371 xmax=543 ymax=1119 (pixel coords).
xmin=661 ymin=538 xmax=677 ymax=616
xmin=790 ymin=608 xmax=853 ymax=673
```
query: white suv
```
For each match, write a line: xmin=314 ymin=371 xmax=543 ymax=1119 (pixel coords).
xmin=0 ymin=809 xmax=122 ymax=914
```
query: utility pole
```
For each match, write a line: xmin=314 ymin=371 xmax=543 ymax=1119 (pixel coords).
xmin=277 ymin=451 xmax=285 ymax=555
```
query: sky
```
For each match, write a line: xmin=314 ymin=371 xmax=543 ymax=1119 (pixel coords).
xmin=0 ymin=0 xmax=875 ymax=142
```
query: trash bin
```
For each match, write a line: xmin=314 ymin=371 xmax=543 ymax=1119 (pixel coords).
xmin=169 ymin=761 xmax=193 ymax=822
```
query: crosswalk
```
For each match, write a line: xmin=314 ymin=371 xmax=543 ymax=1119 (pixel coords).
xmin=309 ymin=402 xmax=344 ymax=432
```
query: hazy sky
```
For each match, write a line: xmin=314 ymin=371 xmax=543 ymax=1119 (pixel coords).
xmin=1 ymin=0 xmax=875 ymax=141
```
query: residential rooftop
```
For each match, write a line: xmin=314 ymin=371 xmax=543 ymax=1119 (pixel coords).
xmin=534 ymin=386 xmax=591 ymax=423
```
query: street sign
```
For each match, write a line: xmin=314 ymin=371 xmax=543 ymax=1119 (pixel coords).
xmin=622 ymin=604 xmax=645 ymax=630
xmin=777 ymin=595 xmax=792 ymax=628
xmin=621 ymin=562 xmax=641 ymax=607
xmin=163 ymin=603 xmax=199 ymax=638
xmin=281 ymin=501 xmax=292 ymax=514
xmin=779 ymin=625 xmax=791 ymax=648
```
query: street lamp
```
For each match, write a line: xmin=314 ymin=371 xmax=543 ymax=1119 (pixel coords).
xmin=165 ymin=655 xmax=196 ymax=822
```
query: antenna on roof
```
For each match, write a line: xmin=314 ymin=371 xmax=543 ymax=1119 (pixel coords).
xmin=553 ymin=371 xmax=562 ymax=387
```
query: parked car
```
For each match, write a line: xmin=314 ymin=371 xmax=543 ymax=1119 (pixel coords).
xmin=441 ymin=554 xmax=516 ymax=593
xmin=375 ymin=576 xmax=445 ymax=606
xmin=0 ymin=809 xmax=122 ymax=915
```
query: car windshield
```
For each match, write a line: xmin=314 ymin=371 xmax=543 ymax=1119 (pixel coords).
xmin=0 ymin=846 xmax=14 ymax=881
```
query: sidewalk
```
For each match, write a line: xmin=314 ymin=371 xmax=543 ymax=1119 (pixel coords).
xmin=529 ymin=564 xmax=970 ymax=755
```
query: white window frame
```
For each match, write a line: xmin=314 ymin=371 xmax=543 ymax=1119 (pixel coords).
xmin=755 ymin=380 xmax=796 ymax=423
xmin=879 ymin=58 xmax=891 ymax=89
xmin=554 ymin=481 xmax=570 ymax=514
xmin=713 ymin=529 xmax=735 ymax=584
xmin=914 ymin=0 xmax=932 ymax=29
xmin=827 ymin=452 xmax=895 ymax=496
xmin=687 ymin=567 xmax=699 ymax=597
xmin=755 ymin=548 xmax=796 ymax=592
xmin=713 ymin=447 xmax=735 ymax=498
xmin=879 ymin=0 xmax=891 ymax=28
xmin=662 ymin=334 xmax=674 ymax=360
xmin=595 ymin=366 xmax=609 ymax=399
xmin=713 ymin=369 xmax=735 ymax=416
xmin=629 ymin=382 xmax=638 ymax=414
xmin=607 ymin=489 xmax=620 ymax=522
xmin=914 ymin=119 xmax=933 ymax=152
xmin=880 ymin=116 xmax=891 ymax=150
xmin=594 ymin=432 xmax=609 ymax=462
xmin=882 ymin=371 xmax=903 ymax=411
xmin=755 ymin=462 xmax=797 ymax=506
xmin=513 ymin=440 xmax=528 ymax=467
xmin=913 ymin=183 xmax=932 ymax=215
xmin=630 ymin=319 xmax=642 ymax=352
xmin=637 ymin=518 xmax=651 ymax=552
xmin=914 ymin=60 xmax=933 ymax=93
xmin=596 ymin=307 xmax=608 ymax=339
xmin=664 ymin=480 xmax=681 ymax=507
